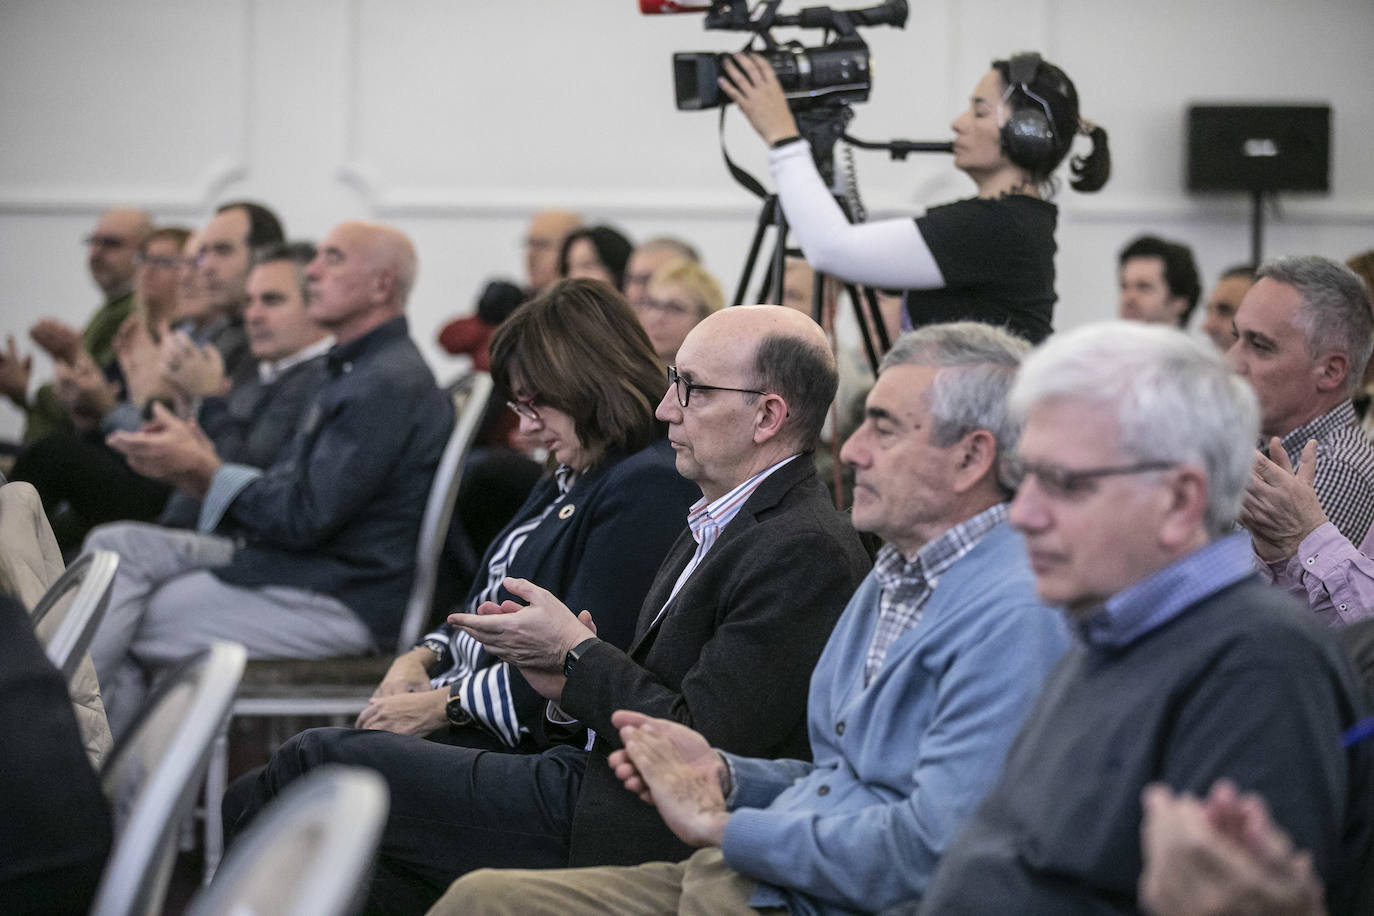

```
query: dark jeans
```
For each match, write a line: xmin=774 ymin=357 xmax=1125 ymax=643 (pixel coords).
xmin=223 ymin=726 xmax=589 ymax=916
xmin=10 ymin=432 xmax=170 ymax=552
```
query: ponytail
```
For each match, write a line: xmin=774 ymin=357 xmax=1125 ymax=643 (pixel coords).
xmin=1070 ymin=120 xmax=1110 ymax=193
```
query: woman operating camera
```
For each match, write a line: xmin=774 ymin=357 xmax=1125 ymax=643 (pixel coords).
xmin=721 ymin=51 xmax=1110 ymax=343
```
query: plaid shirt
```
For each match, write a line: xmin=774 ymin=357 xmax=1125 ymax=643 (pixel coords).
xmin=1277 ymin=400 xmax=1374 ymax=546
xmin=864 ymin=503 xmax=1009 ymax=685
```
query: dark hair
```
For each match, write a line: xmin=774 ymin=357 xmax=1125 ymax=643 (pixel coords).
xmin=216 ymin=200 xmax=285 ymax=249
xmin=1118 ymin=235 xmax=1202 ymax=326
xmin=476 ymin=279 xmax=527 ymax=325
xmin=752 ymin=333 xmax=837 ymax=453
xmin=140 ymin=225 xmax=192 ymax=254
xmin=489 ymin=278 xmax=665 ymax=467
xmin=1222 ymin=263 xmax=1258 ymax=282
xmin=558 ymin=225 xmax=634 ymax=291
xmin=991 ymin=55 xmax=1110 ymax=193
xmin=252 ymin=241 xmax=316 ymax=301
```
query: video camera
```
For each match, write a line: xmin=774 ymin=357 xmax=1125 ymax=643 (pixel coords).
xmin=642 ymin=0 xmax=908 ymax=111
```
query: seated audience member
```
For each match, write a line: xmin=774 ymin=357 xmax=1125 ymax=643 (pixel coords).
xmin=1117 ymin=234 xmax=1201 ymax=328
xmin=229 ymin=304 xmax=871 ymax=914
xmin=1345 ymin=250 xmax=1374 ymax=433
xmin=436 ymin=278 xmax=525 ymax=373
xmin=81 ymin=220 xmax=452 ymax=736
xmin=623 ymin=237 xmax=701 ymax=312
xmin=0 ymin=207 xmax=151 ymax=445
xmin=559 ymin=224 xmax=633 ymax=291
xmin=0 ymin=593 xmax=112 ymax=914
xmin=1227 ymin=255 xmax=1374 ymax=547
xmin=435 ymin=323 xmax=1071 ymax=916
xmin=633 ymin=257 xmax=723 ymax=365
xmin=1199 ymin=264 xmax=1256 ymax=353
xmin=905 ymin=322 xmax=1374 ymax=914
xmin=1139 ymin=781 xmax=1327 ymax=916
xmin=154 ymin=242 xmax=333 ymax=528
xmin=130 ymin=225 xmax=193 ymax=331
xmin=524 ymin=210 xmax=583 ymax=298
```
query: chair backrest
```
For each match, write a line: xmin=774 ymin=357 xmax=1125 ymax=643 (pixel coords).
xmin=32 ymin=549 xmax=119 ymax=681
xmin=186 ymin=765 xmax=389 ymax=916
xmin=92 ymin=642 xmax=247 ymax=916
xmin=393 ymin=372 xmax=494 ymax=651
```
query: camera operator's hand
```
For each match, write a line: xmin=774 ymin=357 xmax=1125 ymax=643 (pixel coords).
xmin=719 ymin=53 xmax=800 ymax=145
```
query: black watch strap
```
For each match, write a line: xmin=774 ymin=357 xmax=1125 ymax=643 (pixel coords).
xmin=563 ymin=637 xmax=601 ymax=678
xmin=445 ymin=685 xmax=473 ymax=727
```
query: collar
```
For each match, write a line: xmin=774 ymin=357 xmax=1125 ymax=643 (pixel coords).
xmin=685 ymin=454 xmax=798 ymax=545
xmin=1279 ymin=401 xmax=1357 ymax=458
xmin=553 ymin=464 xmax=578 ymax=496
xmin=258 ymin=336 xmax=334 ymax=384
xmin=326 ymin=316 xmax=409 ymax=375
xmin=1076 ymin=532 xmax=1255 ymax=649
xmin=874 ymin=503 xmax=1009 ymax=596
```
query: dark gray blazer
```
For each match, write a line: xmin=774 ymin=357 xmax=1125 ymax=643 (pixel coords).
xmin=559 ymin=455 xmax=873 ymax=867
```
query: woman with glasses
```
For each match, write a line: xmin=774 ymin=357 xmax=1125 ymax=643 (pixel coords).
xmin=634 ymin=257 xmax=725 ymax=365
xmin=360 ymin=279 xmax=697 ymax=747
xmin=721 ymin=51 xmax=1110 ymax=344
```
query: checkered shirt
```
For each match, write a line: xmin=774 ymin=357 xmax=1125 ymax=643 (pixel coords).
xmin=864 ymin=503 xmax=1009 ymax=685
xmin=1277 ymin=400 xmax=1374 ymax=545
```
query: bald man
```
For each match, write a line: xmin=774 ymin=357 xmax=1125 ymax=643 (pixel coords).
xmin=0 ymin=207 xmax=152 ymax=443
xmin=225 ymin=305 xmax=872 ymax=915
xmin=83 ymin=221 xmax=453 ymax=735
xmin=524 ymin=210 xmax=582 ymax=295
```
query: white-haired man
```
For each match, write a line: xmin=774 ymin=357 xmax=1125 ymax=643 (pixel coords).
xmin=914 ymin=322 xmax=1374 ymax=914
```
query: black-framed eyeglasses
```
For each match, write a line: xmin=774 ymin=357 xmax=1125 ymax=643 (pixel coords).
xmin=1004 ymin=456 xmax=1177 ymax=501
xmin=667 ymin=366 xmax=766 ymax=408
xmin=507 ymin=397 xmax=542 ymax=422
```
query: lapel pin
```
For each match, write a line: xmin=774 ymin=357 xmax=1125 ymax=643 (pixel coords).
xmin=559 ymin=504 xmax=576 ymax=520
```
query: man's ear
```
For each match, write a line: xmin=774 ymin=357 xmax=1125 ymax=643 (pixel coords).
xmin=951 ymin=429 xmax=997 ymax=494
xmin=1314 ymin=350 xmax=1350 ymax=394
xmin=752 ymin=393 xmax=790 ymax=444
xmin=1158 ymin=465 xmax=1209 ymax=550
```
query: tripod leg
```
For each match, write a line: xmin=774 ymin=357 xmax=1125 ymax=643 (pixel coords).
xmin=843 ymin=282 xmax=881 ymax=375
xmin=734 ymin=196 xmax=778 ymax=307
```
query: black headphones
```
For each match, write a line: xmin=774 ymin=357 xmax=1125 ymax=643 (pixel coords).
xmin=999 ymin=52 xmax=1058 ymax=174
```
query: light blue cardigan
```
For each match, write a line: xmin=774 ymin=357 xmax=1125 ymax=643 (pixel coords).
xmin=719 ymin=521 xmax=1069 ymax=915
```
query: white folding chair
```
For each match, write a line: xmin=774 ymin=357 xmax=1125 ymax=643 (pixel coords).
xmin=31 ymin=548 xmax=119 ymax=681
xmin=91 ymin=641 xmax=247 ymax=916
xmin=201 ymin=373 xmax=493 ymax=880
xmin=186 ymin=766 xmax=388 ymax=916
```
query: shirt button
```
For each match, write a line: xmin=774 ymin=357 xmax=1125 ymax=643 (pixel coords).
xmin=342 ymin=361 xmax=354 ymax=373
xmin=1340 ymin=604 xmax=1348 ymax=611
xmin=817 ymin=785 xmax=830 ymax=796
xmin=835 ymin=721 xmax=845 ymax=736
xmin=1306 ymin=557 xmax=1315 ymax=565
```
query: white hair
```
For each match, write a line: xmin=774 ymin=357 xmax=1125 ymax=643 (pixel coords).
xmin=1009 ymin=322 xmax=1259 ymax=536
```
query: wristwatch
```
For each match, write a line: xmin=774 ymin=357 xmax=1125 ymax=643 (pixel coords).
xmin=563 ymin=637 xmax=601 ymax=678
xmin=445 ymin=686 xmax=473 ymax=727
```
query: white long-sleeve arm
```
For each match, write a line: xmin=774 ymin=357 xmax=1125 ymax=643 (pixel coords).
xmin=769 ymin=139 xmax=945 ymax=290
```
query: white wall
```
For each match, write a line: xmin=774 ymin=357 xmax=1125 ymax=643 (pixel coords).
xmin=3 ymin=0 xmax=1372 ymax=441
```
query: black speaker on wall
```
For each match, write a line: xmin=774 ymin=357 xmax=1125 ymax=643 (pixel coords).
xmin=1187 ymin=104 xmax=1330 ymax=193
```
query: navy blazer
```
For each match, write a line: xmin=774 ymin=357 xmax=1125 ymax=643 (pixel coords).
xmin=559 ymin=455 xmax=873 ymax=867
xmin=439 ymin=439 xmax=699 ymax=735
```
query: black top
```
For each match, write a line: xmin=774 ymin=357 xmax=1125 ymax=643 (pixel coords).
xmin=909 ymin=195 xmax=1058 ymax=344
xmin=0 ymin=593 xmax=112 ymax=914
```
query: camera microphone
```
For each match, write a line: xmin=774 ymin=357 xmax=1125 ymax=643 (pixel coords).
xmin=639 ymin=0 xmax=713 ymax=13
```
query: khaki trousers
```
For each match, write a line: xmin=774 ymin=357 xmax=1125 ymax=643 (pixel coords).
xmin=430 ymin=847 xmax=788 ymax=916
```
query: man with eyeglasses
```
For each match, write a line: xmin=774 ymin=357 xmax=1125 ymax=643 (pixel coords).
xmin=0 ymin=207 xmax=152 ymax=444
xmin=433 ymin=323 xmax=1069 ymax=916
xmin=909 ymin=322 xmax=1374 ymax=915
xmin=231 ymin=304 xmax=871 ymax=914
